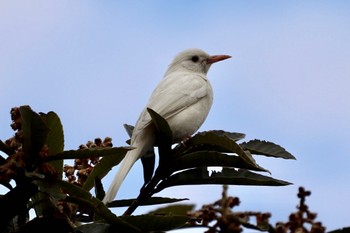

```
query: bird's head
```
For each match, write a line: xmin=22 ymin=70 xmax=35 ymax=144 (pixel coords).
xmin=166 ymin=48 xmax=231 ymax=75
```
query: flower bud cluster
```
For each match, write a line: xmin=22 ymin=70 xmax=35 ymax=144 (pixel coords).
xmin=276 ymin=187 xmax=325 ymax=233
xmin=63 ymin=137 xmax=112 ymax=186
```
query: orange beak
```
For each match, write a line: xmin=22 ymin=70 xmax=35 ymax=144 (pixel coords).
xmin=207 ymin=55 xmax=231 ymax=64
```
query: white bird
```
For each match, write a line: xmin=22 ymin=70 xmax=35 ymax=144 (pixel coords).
xmin=103 ymin=48 xmax=231 ymax=204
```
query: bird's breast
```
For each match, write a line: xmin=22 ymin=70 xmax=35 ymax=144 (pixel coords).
xmin=168 ymin=84 xmax=213 ymax=142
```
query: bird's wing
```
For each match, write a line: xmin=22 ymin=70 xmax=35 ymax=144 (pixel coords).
xmin=132 ymin=72 xmax=210 ymax=139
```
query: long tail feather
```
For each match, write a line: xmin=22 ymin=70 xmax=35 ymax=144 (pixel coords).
xmin=102 ymin=148 xmax=141 ymax=204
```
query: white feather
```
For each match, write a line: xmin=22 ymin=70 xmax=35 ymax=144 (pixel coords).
xmin=102 ymin=48 xmax=230 ymax=203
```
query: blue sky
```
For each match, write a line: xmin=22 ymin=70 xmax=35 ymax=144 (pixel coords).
xmin=1 ymin=1 xmax=350 ymax=231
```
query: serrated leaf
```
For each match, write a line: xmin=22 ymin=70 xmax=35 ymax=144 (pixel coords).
xmin=203 ymin=130 xmax=246 ymax=141
xmin=19 ymin=106 xmax=50 ymax=159
xmin=40 ymin=111 xmax=64 ymax=178
xmin=41 ymin=179 xmax=139 ymax=231
xmin=147 ymin=204 xmax=194 ymax=215
xmin=108 ymin=197 xmax=188 ymax=208
xmin=156 ymin=167 xmax=291 ymax=192
xmin=82 ymin=148 xmax=131 ymax=191
xmin=171 ymin=151 xmax=266 ymax=172
xmin=240 ymin=139 xmax=296 ymax=160
xmin=188 ymin=132 xmax=268 ymax=172
xmin=45 ymin=147 xmax=132 ymax=161
xmin=244 ymin=150 xmax=270 ymax=174
xmin=173 ymin=131 xmax=245 ymax=157
xmin=212 ymin=168 xmax=291 ymax=186
xmin=120 ymin=214 xmax=191 ymax=232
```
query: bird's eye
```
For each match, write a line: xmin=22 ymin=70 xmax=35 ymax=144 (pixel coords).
xmin=191 ymin=56 xmax=199 ymax=63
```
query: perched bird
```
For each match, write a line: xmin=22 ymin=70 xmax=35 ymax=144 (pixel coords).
xmin=103 ymin=49 xmax=231 ymax=203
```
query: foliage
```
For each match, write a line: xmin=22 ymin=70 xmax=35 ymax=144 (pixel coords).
xmin=0 ymin=105 xmax=339 ymax=233
xmin=185 ymin=185 xmax=325 ymax=233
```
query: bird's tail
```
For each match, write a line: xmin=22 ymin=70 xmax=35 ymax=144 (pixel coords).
xmin=102 ymin=148 xmax=141 ymax=204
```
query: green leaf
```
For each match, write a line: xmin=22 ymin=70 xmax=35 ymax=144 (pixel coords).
xmin=123 ymin=124 xmax=134 ymax=138
xmin=38 ymin=179 xmax=139 ymax=231
xmin=123 ymin=123 xmax=156 ymax=184
xmin=188 ymin=131 xmax=268 ymax=172
xmin=0 ymin=140 xmax=13 ymax=156
xmin=147 ymin=108 xmax=173 ymax=146
xmin=140 ymin=150 xmax=155 ymax=184
xmin=203 ymin=130 xmax=246 ymax=141
xmin=82 ymin=148 xmax=131 ymax=191
xmin=328 ymin=227 xmax=350 ymax=233
xmin=17 ymin=217 xmax=73 ymax=233
xmin=241 ymin=221 xmax=271 ymax=232
xmin=18 ymin=108 xmax=56 ymax=219
xmin=107 ymin=197 xmax=188 ymax=208
xmin=211 ymin=168 xmax=291 ymax=186
xmin=32 ymin=179 xmax=70 ymax=220
xmin=123 ymin=124 xmax=134 ymax=145
xmin=146 ymin=204 xmax=194 ymax=215
xmin=0 ymin=182 xmax=37 ymax=231
xmin=173 ymin=131 xmax=245 ymax=157
xmin=120 ymin=214 xmax=191 ymax=232
xmin=240 ymin=139 xmax=296 ymax=160
xmin=94 ymin=176 xmax=105 ymax=201
xmin=19 ymin=106 xmax=50 ymax=160
xmin=171 ymin=151 xmax=267 ymax=172
xmin=45 ymin=147 xmax=131 ymax=161
xmin=77 ymin=214 xmax=194 ymax=233
xmin=31 ymin=178 xmax=64 ymax=218
xmin=147 ymin=108 xmax=173 ymax=171
xmin=32 ymin=180 xmax=66 ymax=200
xmin=75 ymin=223 xmax=114 ymax=233
xmin=40 ymin=111 xmax=65 ymax=178
xmin=156 ymin=167 xmax=291 ymax=191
